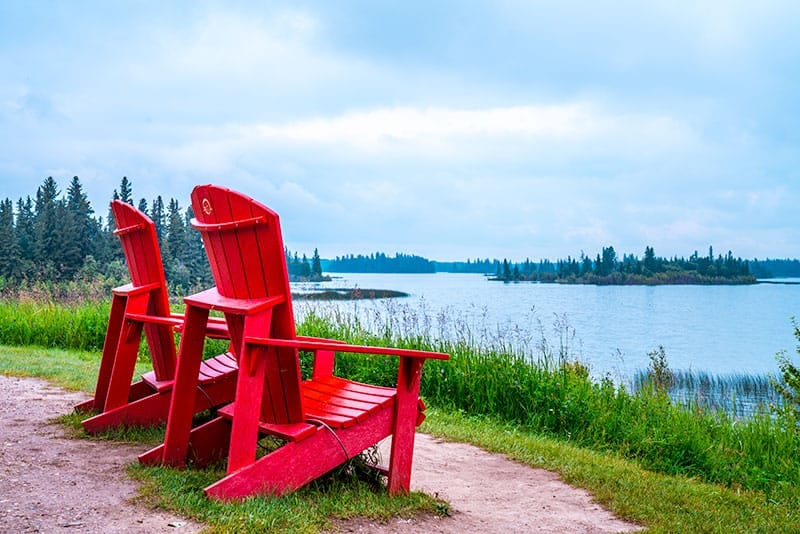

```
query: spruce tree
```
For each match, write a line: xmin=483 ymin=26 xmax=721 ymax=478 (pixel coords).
xmin=33 ymin=177 xmax=61 ymax=277
xmin=15 ymin=196 xmax=35 ymax=276
xmin=164 ymin=198 xmax=188 ymax=288
xmin=0 ymin=199 xmax=20 ymax=279
xmin=64 ymin=176 xmax=95 ymax=277
xmin=119 ymin=176 xmax=133 ymax=204
xmin=311 ymin=248 xmax=322 ymax=277
xmin=151 ymin=196 xmax=165 ymax=243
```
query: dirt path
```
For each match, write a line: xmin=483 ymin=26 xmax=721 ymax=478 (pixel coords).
xmin=0 ymin=374 xmax=642 ymax=533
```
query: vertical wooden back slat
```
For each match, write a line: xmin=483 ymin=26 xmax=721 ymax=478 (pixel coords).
xmin=110 ymin=200 xmax=176 ymax=381
xmin=190 ymin=185 xmax=304 ymax=425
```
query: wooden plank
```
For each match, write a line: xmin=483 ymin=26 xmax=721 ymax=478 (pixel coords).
xmin=88 ymin=292 xmax=127 ymax=412
xmin=388 ymin=357 xmax=425 ymax=494
xmin=161 ymin=305 xmax=210 ymax=467
xmin=205 ymin=405 xmax=393 ymax=500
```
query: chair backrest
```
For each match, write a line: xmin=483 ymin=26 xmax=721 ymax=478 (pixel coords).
xmin=189 ymin=184 xmax=303 ymax=425
xmin=111 ymin=200 xmax=176 ymax=381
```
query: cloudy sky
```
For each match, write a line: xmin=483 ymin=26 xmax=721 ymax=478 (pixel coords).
xmin=1 ymin=1 xmax=798 ymax=261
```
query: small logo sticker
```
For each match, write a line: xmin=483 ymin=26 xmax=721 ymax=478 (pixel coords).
xmin=202 ymin=198 xmax=213 ymax=215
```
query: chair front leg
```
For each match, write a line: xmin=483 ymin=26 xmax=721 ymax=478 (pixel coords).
xmin=226 ymin=308 xmax=273 ymax=473
xmin=104 ymin=292 xmax=150 ymax=410
xmin=162 ymin=304 xmax=210 ymax=467
xmin=387 ymin=356 xmax=425 ymax=494
xmin=88 ymin=292 xmax=128 ymax=412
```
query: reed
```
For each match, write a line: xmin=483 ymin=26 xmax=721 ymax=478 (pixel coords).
xmin=632 ymin=368 xmax=778 ymax=416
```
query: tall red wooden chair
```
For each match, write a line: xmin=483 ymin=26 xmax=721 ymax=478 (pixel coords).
xmin=76 ymin=200 xmax=237 ymax=433
xmin=139 ymin=185 xmax=448 ymax=500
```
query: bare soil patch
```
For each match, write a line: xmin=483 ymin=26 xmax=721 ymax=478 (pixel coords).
xmin=0 ymin=374 xmax=641 ymax=533
xmin=0 ymin=375 xmax=201 ymax=533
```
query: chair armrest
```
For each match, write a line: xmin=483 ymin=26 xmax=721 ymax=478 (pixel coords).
xmin=112 ymin=282 xmax=162 ymax=297
xmin=184 ymin=287 xmax=285 ymax=315
xmin=245 ymin=336 xmax=449 ymax=360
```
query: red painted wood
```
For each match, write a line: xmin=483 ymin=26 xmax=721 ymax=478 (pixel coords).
xmin=311 ymin=349 xmax=335 ymax=378
xmin=388 ymin=357 xmax=424 ymax=494
xmin=103 ymin=292 xmax=149 ymax=410
xmin=79 ymin=200 xmax=239 ymax=434
xmin=226 ymin=309 xmax=271 ymax=473
xmin=246 ymin=336 xmax=449 ymax=360
xmin=162 ymin=305 xmax=211 ymax=467
xmin=146 ymin=185 xmax=449 ymax=500
xmin=111 ymin=200 xmax=176 ymax=381
xmin=89 ymin=292 xmax=127 ymax=411
xmin=205 ymin=405 xmax=394 ymax=500
xmin=82 ymin=376 xmax=236 ymax=434
xmin=217 ymin=404 xmax=317 ymax=442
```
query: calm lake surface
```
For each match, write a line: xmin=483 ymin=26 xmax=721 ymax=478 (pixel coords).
xmin=293 ymin=273 xmax=800 ymax=379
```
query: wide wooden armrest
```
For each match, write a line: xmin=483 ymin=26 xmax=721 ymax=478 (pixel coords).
xmin=245 ymin=336 xmax=449 ymax=360
xmin=112 ymin=282 xmax=162 ymax=297
xmin=184 ymin=287 xmax=285 ymax=314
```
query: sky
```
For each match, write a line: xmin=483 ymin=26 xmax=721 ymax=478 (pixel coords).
xmin=1 ymin=1 xmax=798 ymax=262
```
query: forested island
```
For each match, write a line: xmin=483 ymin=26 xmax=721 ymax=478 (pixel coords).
xmin=490 ymin=246 xmax=757 ymax=285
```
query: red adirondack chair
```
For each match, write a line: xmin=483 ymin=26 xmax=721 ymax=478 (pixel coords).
xmin=139 ymin=185 xmax=448 ymax=500
xmin=76 ymin=200 xmax=237 ymax=433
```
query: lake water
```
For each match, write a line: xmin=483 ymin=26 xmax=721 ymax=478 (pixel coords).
xmin=292 ymin=273 xmax=800 ymax=380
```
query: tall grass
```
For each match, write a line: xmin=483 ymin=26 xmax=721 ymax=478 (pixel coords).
xmin=296 ymin=302 xmax=800 ymax=506
xmin=632 ymin=368 xmax=778 ymax=417
xmin=1 ymin=296 xmax=799 ymax=507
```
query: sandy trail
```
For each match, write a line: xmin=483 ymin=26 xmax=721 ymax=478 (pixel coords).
xmin=0 ymin=374 xmax=641 ymax=533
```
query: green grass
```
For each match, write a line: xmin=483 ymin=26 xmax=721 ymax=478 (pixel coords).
xmin=3 ymin=298 xmax=800 ymax=531
xmin=128 ymin=462 xmax=444 ymax=533
xmin=425 ymin=410 xmax=800 ymax=532
xmin=424 ymin=409 xmax=799 ymax=533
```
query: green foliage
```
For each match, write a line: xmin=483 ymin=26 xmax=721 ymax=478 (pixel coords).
xmin=2 ymin=295 xmax=800 ymax=516
xmin=295 ymin=304 xmax=800 ymax=506
xmin=425 ymin=409 xmax=800 ymax=533
xmin=771 ymin=318 xmax=800 ymax=424
xmin=494 ymin=245 xmax=756 ymax=284
xmin=327 ymin=252 xmax=435 ymax=273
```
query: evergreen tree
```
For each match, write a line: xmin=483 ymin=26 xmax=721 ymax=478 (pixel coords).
xmin=15 ymin=196 xmax=35 ymax=274
xmin=0 ymin=199 xmax=20 ymax=279
xmin=502 ymin=259 xmax=511 ymax=279
xmin=151 ymin=196 xmax=165 ymax=243
xmin=183 ymin=205 xmax=211 ymax=287
xmin=137 ymin=198 xmax=148 ymax=216
xmin=64 ymin=176 xmax=95 ymax=277
xmin=33 ymin=177 xmax=61 ymax=277
xmin=107 ymin=190 xmax=120 ymax=232
xmin=643 ymin=246 xmax=657 ymax=274
xmin=311 ymin=248 xmax=322 ymax=277
xmin=119 ymin=176 xmax=133 ymax=204
xmin=164 ymin=198 xmax=188 ymax=287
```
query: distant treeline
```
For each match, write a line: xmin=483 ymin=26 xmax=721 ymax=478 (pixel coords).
xmin=0 ymin=176 xmax=325 ymax=293
xmin=749 ymin=259 xmax=800 ymax=279
xmin=325 ymin=252 xmax=435 ymax=273
xmin=492 ymin=245 xmax=757 ymax=285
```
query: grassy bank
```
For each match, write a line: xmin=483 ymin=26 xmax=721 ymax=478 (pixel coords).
xmin=1 ymin=297 xmax=800 ymax=530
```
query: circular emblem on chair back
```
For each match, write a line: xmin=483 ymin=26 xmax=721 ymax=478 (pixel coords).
xmin=202 ymin=197 xmax=213 ymax=215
